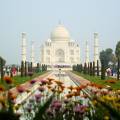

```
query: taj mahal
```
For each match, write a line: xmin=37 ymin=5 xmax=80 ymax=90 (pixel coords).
xmin=21 ymin=23 xmax=100 ymax=70
xmin=40 ymin=24 xmax=80 ymax=69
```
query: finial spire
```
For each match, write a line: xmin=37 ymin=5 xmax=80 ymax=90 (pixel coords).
xmin=94 ymin=32 xmax=100 ymax=66
xmin=31 ymin=41 xmax=35 ymax=66
xmin=21 ymin=32 xmax=27 ymax=62
xmin=85 ymin=40 xmax=89 ymax=64
xmin=58 ymin=20 xmax=62 ymax=25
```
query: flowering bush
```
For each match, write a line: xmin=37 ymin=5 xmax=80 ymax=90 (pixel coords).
xmin=16 ymin=85 xmax=25 ymax=93
xmin=0 ymin=85 xmax=5 ymax=92
xmin=30 ymin=79 xmax=36 ymax=84
xmin=3 ymin=76 xmax=13 ymax=84
xmin=1 ymin=75 xmax=120 ymax=120
xmin=105 ymin=80 xmax=117 ymax=84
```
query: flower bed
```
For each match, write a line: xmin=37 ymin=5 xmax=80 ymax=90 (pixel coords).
xmin=1 ymin=75 xmax=120 ymax=120
xmin=105 ymin=80 xmax=117 ymax=84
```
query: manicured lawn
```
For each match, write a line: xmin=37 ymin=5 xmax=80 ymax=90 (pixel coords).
xmin=73 ymin=71 xmax=120 ymax=90
xmin=13 ymin=71 xmax=47 ymax=86
xmin=0 ymin=71 xmax=47 ymax=86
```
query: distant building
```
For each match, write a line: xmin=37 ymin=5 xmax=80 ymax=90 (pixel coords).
xmin=40 ymin=24 xmax=80 ymax=70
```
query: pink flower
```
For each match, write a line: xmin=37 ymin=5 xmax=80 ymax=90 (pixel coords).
xmin=38 ymin=86 xmax=44 ymax=92
xmin=30 ymin=79 xmax=36 ymax=84
xmin=51 ymin=100 xmax=62 ymax=110
xmin=35 ymin=94 xmax=42 ymax=100
xmin=40 ymin=79 xmax=48 ymax=85
xmin=73 ymin=104 xmax=87 ymax=114
xmin=17 ymin=86 xmax=25 ymax=93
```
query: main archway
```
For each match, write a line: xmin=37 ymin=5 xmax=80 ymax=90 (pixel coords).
xmin=55 ymin=49 xmax=65 ymax=63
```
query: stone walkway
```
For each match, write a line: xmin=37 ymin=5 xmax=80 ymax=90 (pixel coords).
xmin=10 ymin=71 xmax=92 ymax=120
xmin=67 ymin=71 xmax=90 ymax=85
xmin=10 ymin=72 xmax=52 ymax=105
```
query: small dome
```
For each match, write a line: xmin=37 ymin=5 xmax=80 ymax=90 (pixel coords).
xmin=47 ymin=39 xmax=51 ymax=42
xmin=51 ymin=24 xmax=70 ymax=41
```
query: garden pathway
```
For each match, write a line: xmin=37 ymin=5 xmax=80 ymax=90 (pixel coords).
xmin=67 ymin=71 xmax=90 ymax=85
xmin=11 ymin=70 xmax=92 ymax=120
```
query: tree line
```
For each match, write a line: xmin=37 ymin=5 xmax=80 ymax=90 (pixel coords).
xmin=0 ymin=58 xmax=47 ymax=82
xmin=73 ymin=41 xmax=120 ymax=80
xmin=20 ymin=61 xmax=47 ymax=77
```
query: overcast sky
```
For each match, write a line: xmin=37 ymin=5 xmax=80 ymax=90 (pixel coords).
xmin=0 ymin=0 xmax=120 ymax=65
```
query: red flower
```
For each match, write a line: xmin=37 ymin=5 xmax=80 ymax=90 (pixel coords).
xmin=67 ymin=86 xmax=73 ymax=91
xmin=47 ymin=77 xmax=54 ymax=81
xmin=3 ymin=76 xmax=13 ymax=84
xmin=73 ymin=91 xmax=80 ymax=96
xmin=40 ymin=79 xmax=47 ymax=85
xmin=17 ymin=86 xmax=25 ymax=93
xmin=38 ymin=86 xmax=44 ymax=92
xmin=47 ymin=85 xmax=51 ymax=89
xmin=105 ymin=80 xmax=117 ymax=84
xmin=30 ymin=79 xmax=36 ymax=84
xmin=54 ymin=80 xmax=63 ymax=85
xmin=0 ymin=85 xmax=5 ymax=92
xmin=8 ymin=91 xmax=17 ymax=100
xmin=66 ymin=93 xmax=73 ymax=98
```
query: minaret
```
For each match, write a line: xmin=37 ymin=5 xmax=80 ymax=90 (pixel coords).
xmin=21 ymin=33 xmax=27 ymax=62
xmin=85 ymin=40 xmax=89 ymax=64
xmin=31 ymin=41 xmax=35 ymax=66
xmin=94 ymin=33 xmax=99 ymax=66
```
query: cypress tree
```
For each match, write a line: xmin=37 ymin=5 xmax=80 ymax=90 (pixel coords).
xmin=97 ymin=60 xmax=99 ymax=76
xmin=42 ymin=64 xmax=44 ymax=71
xmin=73 ymin=65 xmax=75 ymax=71
xmin=31 ymin=62 xmax=33 ymax=72
xmin=76 ymin=64 xmax=78 ymax=72
xmin=93 ymin=61 xmax=95 ymax=76
xmin=45 ymin=65 xmax=47 ymax=71
xmin=81 ymin=64 xmax=83 ymax=73
xmin=72 ymin=65 xmax=74 ymax=71
xmin=78 ymin=64 xmax=81 ymax=72
xmin=25 ymin=61 xmax=27 ymax=76
xmin=37 ymin=63 xmax=40 ymax=68
xmin=90 ymin=62 xmax=93 ymax=76
xmin=117 ymin=58 xmax=120 ymax=80
xmin=79 ymin=64 xmax=82 ymax=72
xmin=43 ymin=64 xmax=45 ymax=71
xmin=39 ymin=64 xmax=42 ymax=72
xmin=84 ymin=63 xmax=87 ymax=74
xmin=115 ymin=41 xmax=120 ymax=80
xmin=87 ymin=62 xmax=90 ymax=74
xmin=0 ymin=58 xmax=4 ymax=82
xmin=21 ymin=61 xmax=24 ymax=77
xmin=101 ymin=60 xmax=105 ymax=80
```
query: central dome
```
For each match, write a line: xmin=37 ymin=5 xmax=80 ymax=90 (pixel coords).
xmin=51 ymin=24 xmax=70 ymax=41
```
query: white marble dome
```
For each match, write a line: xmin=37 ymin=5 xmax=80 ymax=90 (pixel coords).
xmin=51 ymin=24 xmax=70 ymax=41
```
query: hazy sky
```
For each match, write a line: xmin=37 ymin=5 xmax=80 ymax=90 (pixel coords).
xmin=0 ymin=0 xmax=120 ymax=65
